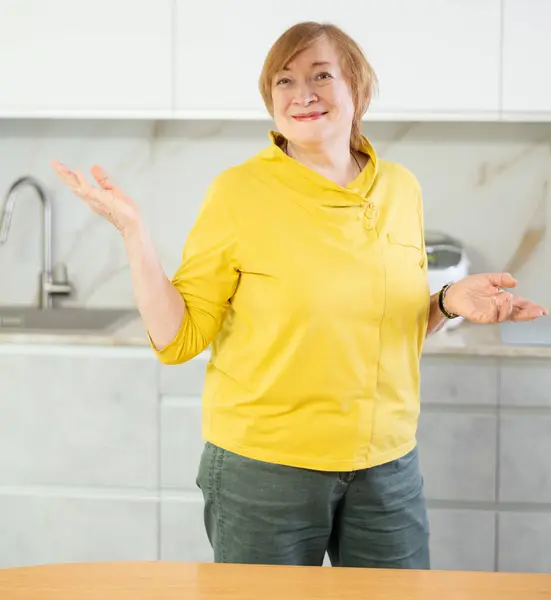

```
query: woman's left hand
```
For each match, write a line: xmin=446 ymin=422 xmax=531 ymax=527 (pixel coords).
xmin=444 ymin=273 xmax=548 ymax=324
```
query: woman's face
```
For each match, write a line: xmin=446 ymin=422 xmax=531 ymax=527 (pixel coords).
xmin=271 ymin=37 xmax=355 ymax=148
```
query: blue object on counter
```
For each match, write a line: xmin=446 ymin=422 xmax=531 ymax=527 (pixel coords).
xmin=500 ymin=318 xmax=551 ymax=346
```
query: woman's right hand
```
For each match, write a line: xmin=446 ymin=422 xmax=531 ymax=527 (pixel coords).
xmin=51 ymin=160 xmax=141 ymax=238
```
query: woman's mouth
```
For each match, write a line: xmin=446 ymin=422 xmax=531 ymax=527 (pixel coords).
xmin=292 ymin=111 xmax=328 ymax=121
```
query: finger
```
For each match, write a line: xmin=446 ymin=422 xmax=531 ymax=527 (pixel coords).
xmin=51 ymin=159 xmax=70 ymax=174
xmin=72 ymin=170 xmax=95 ymax=198
xmin=72 ymin=171 xmax=109 ymax=211
xmin=510 ymin=297 xmax=549 ymax=321
xmin=90 ymin=164 xmax=131 ymax=204
xmin=511 ymin=307 xmax=547 ymax=321
xmin=486 ymin=272 xmax=518 ymax=290
xmin=512 ymin=296 xmax=548 ymax=314
xmin=90 ymin=164 xmax=115 ymax=191
xmin=493 ymin=291 xmax=514 ymax=322
xmin=50 ymin=159 xmax=81 ymax=190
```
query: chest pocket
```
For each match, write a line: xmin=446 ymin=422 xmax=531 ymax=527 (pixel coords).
xmin=386 ymin=232 xmax=425 ymax=269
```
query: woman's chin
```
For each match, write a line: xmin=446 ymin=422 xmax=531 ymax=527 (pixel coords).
xmin=282 ymin=124 xmax=336 ymax=147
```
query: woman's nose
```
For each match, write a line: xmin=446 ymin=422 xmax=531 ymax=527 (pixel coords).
xmin=293 ymin=89 xmax=318 ymax=106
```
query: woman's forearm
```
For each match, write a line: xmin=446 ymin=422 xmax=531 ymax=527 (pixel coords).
xmin=426 ymin=292 xmax=447 ymax=336
xmin=123 ymin=220 xmax=186 ymax=351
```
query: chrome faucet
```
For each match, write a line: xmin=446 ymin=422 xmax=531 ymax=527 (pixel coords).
xmin=0 ymin=176 xmax=72 ymax=309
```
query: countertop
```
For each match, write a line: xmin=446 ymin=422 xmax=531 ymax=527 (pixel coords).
xmin=422 ymin=320 xmax=551 ymax=358
xmin=1 ymin=315 xmax=550 ymax=358
xmin=0 ymin=561 xmax=550 ymax=600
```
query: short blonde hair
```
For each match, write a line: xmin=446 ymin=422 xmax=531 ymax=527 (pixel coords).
xmin=259 ymin=21 xmax=378 ymax=150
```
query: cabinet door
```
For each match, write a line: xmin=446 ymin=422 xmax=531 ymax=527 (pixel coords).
xmin=174 ymin=0 xmax=340 ymax=116
xmin=174 ymin=0 xmax=500 ymax=119
xmin=0 ymin=0 xmax=172 ymax=116
xmin=354 ymin=0 xmax=501 ymax=117
xmin=0 ymin=351 xmax=159 ymax=567
xmin=502 ymin=0 xmax=551 ymax=116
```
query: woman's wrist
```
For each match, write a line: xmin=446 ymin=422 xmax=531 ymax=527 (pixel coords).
xmin=438 ymin=283 xmax=460 ymax=319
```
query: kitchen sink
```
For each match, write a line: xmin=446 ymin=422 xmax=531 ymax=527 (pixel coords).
xmin=0 ymin=306 xmax=139 ymax=334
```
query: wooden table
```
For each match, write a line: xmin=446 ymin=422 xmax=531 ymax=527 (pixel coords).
xmin=0 ymin=561 xmax=550 ymax=599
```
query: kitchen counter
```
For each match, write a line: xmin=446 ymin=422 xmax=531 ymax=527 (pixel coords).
xmin=422 ymin=320 xmax=551 ymax=358
xmin=0 ymin=561 xmax=550 ymax=600
xmin=0 ymin=316 xmax=150 ymax=349
xmin=1 ymin=316 xmax=550 ymax=358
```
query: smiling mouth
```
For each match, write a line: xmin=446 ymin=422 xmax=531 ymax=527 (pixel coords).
xmin=292 ymin=111 xmax=328 ymax=121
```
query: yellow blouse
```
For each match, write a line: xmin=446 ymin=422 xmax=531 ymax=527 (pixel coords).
xmin=153 ymin=131 xmax=430 ymax=471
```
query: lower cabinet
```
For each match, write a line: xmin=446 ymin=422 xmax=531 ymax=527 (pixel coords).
xmin=0 ymin=350 xmax=159 ymax=567
xmin=1 ymin=350 xmax=550 ymax=573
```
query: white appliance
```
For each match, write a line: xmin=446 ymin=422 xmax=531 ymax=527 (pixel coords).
xmin=425 ymin=231 xmax=470 ymax=330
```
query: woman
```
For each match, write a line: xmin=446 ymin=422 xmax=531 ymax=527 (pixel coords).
xmin=51 ymin=22 xmax=547 ymax=569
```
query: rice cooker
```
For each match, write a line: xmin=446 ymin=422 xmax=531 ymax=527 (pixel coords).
xmin=425 ymin=231 xmax=470 ymax=330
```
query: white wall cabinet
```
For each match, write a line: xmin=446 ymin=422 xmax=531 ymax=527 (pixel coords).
xmin=173 ymin=0 xmax=344 ymax=117
xmin=174 ymin=0 xmax=501 ymax=120
xmin=0 ymin=1 xmax=549 ymax=122
xmin=502 ymin=0 xmax=551 ymax=117
xmin=0 ymin=0 xmax=172 ymax=117
xmin=354 ymin=0 xmax=501 ymax=118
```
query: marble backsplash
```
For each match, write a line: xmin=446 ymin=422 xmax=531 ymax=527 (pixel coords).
xmin=0 ymin=119 xmax=549 ymax=310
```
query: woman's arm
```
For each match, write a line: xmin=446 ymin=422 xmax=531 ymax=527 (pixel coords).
xmin=426 ymin=292 xmax=447 ymax=336
xmin=50 ymin=161 xmax=239 ymax=363
xmin=123 ymin=221 xmax=186 ymax=351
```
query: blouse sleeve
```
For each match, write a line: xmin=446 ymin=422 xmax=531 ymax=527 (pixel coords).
xmin=151 ymin=173 xmax=240 ymax=364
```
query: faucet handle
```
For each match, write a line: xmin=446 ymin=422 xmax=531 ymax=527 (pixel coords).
xmin=53 ymin=262 xmax=69 ymax=285
xmin=43 ymin=263 xmax=72 ymax=299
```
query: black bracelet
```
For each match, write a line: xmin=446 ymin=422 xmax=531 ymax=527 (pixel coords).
xmin=438 ymin=283 xmax=459 ymax=319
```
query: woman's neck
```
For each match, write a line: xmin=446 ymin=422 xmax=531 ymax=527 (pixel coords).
xmin=285 ymin=138 xmax=365 ymax=187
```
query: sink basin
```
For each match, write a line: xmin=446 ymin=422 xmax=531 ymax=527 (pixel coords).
xmin=0 ymin=306 xmax=139 ymax=334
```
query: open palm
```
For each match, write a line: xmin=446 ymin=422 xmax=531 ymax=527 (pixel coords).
xmin=445 ymin=273 xmax=548 ymax=324
xmin=51 ymin=160 xmax=140 ymax=238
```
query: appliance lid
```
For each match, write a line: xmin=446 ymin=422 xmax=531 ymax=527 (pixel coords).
xmin=425 ymin=230 xmax=464 ymax=250
xmin=425 ymin=230 xmax=466 ymax=269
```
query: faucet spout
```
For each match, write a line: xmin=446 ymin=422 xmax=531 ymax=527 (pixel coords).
xmin=0 ymin=176 xmax=71 ymax=309
xmin=0 ymin=176 xmax=52 ymax=277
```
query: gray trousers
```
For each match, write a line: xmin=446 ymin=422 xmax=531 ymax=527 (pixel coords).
xmin=196 ymin=442 xmax=430 ymax=569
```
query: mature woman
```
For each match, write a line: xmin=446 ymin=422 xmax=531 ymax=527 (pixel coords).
xmin=52 ymin=22 xmax=547 ymax=569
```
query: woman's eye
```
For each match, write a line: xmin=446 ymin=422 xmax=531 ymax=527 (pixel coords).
xmin=276 ymin=77 xmax=291 ymax=86
xmin=316 ymin=72 xmax=333 ymax=80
